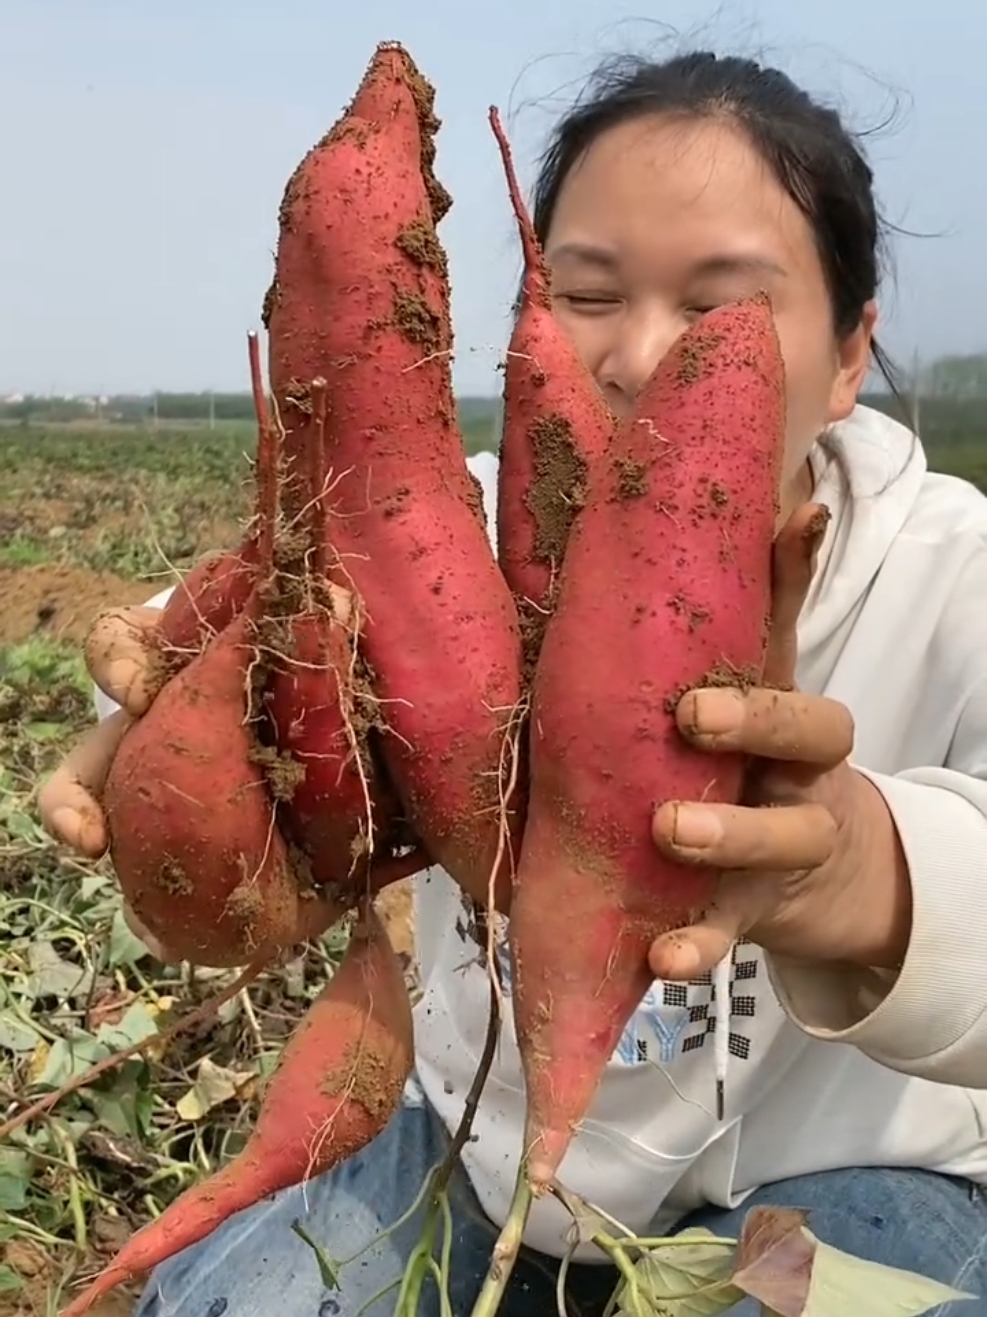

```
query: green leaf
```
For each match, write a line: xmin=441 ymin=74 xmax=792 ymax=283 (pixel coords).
xmin=24 ymin=719 xmax=68 ymax=742
xmin=801 ymin=1236 xmax=975 ymax=1316
xmin=107 ymin=907 xmax=151 ymax=966
xmin=175 ymin=1058 xmax=256 ymax=1121
xmin=78 ymin=873 xmax=109 ymax=901
xmin=0 ymin=1147 xmax=32 ymax=1212
xmin=0 ymin=1264 xmax=24 ymax=1294
xmin=26 ymin=941 xmax=93 ymax=1001
xmin=87 ymin=1074 xmax=141 ymax=1140
xmin=33 ymin=1032 xmax=108 ymax=1087
xmin=96 ymin=1000 xmax=159 ymax=1050
xmin=290 ymin=1220 xmax=340 ymax=1290
xmin=615 ymin=1234 xmax=744 ymax=1317
xmin=134 ymin=1084 xmax=155 ymax=1137
xmin=0 ymin=1008 xmax=41 ymax=1053
xmin=2 ymin=808 xmax=45 ymax=842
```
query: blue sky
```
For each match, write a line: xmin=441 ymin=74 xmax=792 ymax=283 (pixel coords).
xmin=1 ymin=0 xmax=982 ymax=396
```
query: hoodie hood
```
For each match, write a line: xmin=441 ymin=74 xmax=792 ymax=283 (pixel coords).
xmin=796 ymin=403 xmax=928 ymax=692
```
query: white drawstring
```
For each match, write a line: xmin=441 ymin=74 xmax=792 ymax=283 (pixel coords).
xmin=712 ymin=947 xmax=733 ymax=1120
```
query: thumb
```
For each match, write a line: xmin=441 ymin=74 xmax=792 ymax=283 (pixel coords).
xmin=37 ymin=710 xmax=134 ymax=858
xmin=648 ymin=893 xmax=749 ymax=981
xmin=763 ymin=502 xmax=831 ymax=689
xmin=84 ymin=605 xmax=166 ymax=717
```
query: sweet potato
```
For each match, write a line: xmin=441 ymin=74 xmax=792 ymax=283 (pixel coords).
xmin=259 ymin=373 xmax=412 ymax=887
xmin=100 ymin=600 xmax=344 ymax=967
xmin=487 ymin=107 xmax=614 ymax=673
xmin=152 ymin=538 xmax=257 ymax=663
xmin=58 ymin=906 xmax=414 ymax=1317
xmin=509 ymin=294 xmax=786 ymax=1189
xmin=98 ymin=335 xmax=348 ymax=966
xmin=99 ymin=315 xmax=433 ymax=966
xmin=265 ymin=43 xmax=524 ymax=910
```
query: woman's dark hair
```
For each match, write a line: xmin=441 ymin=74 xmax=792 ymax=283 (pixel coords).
xmin=530 ymin=50 xmax=901 ymax=396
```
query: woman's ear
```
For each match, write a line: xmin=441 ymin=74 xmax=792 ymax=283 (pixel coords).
xmin=827 ymin=300 xmax=878 ymax=423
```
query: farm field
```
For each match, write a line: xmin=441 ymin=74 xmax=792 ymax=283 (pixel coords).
xmin=1 ymin=403 xmax=986 ymax=1315
xmin=0 ymin=420 xmax=442 ymax=1316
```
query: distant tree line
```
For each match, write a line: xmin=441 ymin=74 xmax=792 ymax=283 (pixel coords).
xmin=0 ymin=390 xmax=503 ymax=430
xmin=4 ymin=353 xmax=987 ymax=452
xmin=921 ymin=354 xmax=987 ymax=400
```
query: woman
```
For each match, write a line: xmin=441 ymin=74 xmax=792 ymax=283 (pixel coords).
xmin=40 ymin=48 xmax=987 ymax=1317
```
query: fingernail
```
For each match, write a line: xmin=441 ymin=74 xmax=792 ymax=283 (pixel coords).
xmin=50 ymin=806 xmax=79 ymax=844
xmin=691 ymin=687 xmax=745 ymax=736
xmin=672 ymin=804 xmax=723 ymax=849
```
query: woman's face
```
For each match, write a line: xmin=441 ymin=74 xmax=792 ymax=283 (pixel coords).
xmin=544 ymin=114 xmax=877 ymax=511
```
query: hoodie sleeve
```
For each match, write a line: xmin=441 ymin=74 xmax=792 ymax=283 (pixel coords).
xmin=93 ymin=585 xmax=174 ymax=723
xmin=768 ymin=580 xmax=987 ymax=1090
xmin=464 ymin=448 xmax=500 ymax=556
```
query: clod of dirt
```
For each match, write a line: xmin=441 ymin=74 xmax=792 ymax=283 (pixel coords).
xmin=613 ymin=458 xmax=648 ymax=501
xmin=525 ymin=414 xmax=588 ymax=566
xmin=396 ymin=218 xmax=448 ymax=275
xmin=392 ymin=290 xmax=442 ymax=353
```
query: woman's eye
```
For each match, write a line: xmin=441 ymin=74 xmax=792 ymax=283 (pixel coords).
xmin=554 ymin=293 xmax=620 ymax=312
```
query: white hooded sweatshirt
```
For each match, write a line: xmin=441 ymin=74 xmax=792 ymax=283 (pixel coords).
xmin=101 ymin=404 xmax=987 ymax=1260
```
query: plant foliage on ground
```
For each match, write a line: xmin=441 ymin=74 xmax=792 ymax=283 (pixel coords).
xmin=0 ymin=635 xmax=350 ymax=1313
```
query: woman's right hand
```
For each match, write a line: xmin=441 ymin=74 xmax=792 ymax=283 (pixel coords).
xmin=37 ymin=605 xmax=176 ymax=961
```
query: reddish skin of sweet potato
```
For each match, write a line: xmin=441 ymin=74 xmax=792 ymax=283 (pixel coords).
xmin=154 ymin=538 xmax=257 ymax=658
xmin=58 ymin=906 xmax=414 ymax=1317
xmin=256 ymin=361 xmax=406 ymax=887
xmin=102 ymin=603 xmax=343 ymax=967
xmin=263 ymin=599 xmax=433 ymax=893
xmin=266 ymin=45 xmax=523 ymax=910
xmin=265 ymin=595 xmax=433 ymax=891
xmin=267 ymin=606 xmax=410 ymax=885
xmin=263 ymin=592 xmax=432 ymax=891
xmin=487 ymin=108 xmax=614 ymax=654
xmin=510 ymin=294 xmax=786 ymax=1189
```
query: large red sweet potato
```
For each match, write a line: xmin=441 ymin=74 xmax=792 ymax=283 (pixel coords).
xmin=264 ymin=44 xmax=524 ymax=911
xmin=509 ymin=293 xmax=786 ymax=1189
xmin=101 ymin=601 xmax=345 ymax=967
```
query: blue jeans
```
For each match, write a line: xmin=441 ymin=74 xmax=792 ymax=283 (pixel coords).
xmin=132 ymin=1089 xmax=987 ymax=1317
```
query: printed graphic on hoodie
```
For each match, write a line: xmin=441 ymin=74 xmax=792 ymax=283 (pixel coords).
xmin=494 ymin=940 xmax=760 ymax=1067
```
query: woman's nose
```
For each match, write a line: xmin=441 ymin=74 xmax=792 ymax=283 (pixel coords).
xmin=598 ymin=306 xmax=682 ymax=410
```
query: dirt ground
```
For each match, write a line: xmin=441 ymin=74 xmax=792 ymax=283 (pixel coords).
xmin=0 ymin=564 xmax=158 ymax=648
xmin=0 ymin=1239 xmax=136 ymax=1317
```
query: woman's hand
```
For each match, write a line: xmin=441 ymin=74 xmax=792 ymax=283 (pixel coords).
xmin=649 ymin=503 xmax=913 ymax=982
xmin=37 ymin=606 xmax=178 ymax=961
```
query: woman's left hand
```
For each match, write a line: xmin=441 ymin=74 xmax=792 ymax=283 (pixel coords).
xmin=649 ymin=503 xmax=913 ymax=983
